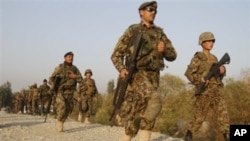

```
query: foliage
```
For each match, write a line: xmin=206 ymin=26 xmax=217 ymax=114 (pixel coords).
xmin=158 ymin=74 xmax=187 ymax=97
xmin=94 ymin=93 xmax=114 ymax=125
xmin=155 ymin=74 xmax=193 ymax=136
xmin=224 ymin=69 xmax=250 ymax=124
xmin=0 ymin=81 xmax=13 ymax=108
xmin=106 ymin=79 xmax=115 ymax=94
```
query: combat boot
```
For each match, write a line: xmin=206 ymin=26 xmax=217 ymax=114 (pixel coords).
xmin=139 ymin=130 xmax=151 ymax=141
xmin=183 ymin=130 xmax=192 ymax=141
xmin=84 ymin=117 xmax=91 ymax=124
xmin=57 ymin=121 xmax=64 ymax=132
xmin=223 ymin=133 xmax=229 ymax=141
xmin=119 ymin=134 xmax=132 ymax=141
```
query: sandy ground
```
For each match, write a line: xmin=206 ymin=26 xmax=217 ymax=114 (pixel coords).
xmin=0 ymin=110 xmax=183 ymax=141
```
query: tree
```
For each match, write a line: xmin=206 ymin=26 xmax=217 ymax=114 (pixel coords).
xmin=224 ymin=68 xmax=250 ymax=124
xmin=0 ymin=81 xmax=13 ymax=108
xmin=155 ymin=74 xmax=191 ymax=136
xmin=106 ymin=79 xmax=115 ymax=94
xmin=158 ymin=73 xmax=187 ymax=98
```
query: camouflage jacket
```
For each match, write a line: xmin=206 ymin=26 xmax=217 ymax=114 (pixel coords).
xmin=49 ymin=62 xmax=83 ymax=91
xmin=79 ymin=78 xmax=98 ymax=96
xmin=184 ymin=51 xmax=223 ymax=85
xmin=39 ymin=84 xmax=50 ymax=96
xmin=29 ymin=87 xmax=39 ymax=98
xmin=111 ymin=22 xmax=177 ymax=72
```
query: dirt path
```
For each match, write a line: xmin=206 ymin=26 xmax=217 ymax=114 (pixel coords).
xmin=0 ymin=111 xmax=183 ymax=141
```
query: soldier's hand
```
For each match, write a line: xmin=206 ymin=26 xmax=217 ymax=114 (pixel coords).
xmin=120 ymin=68 xmax=128 ymax=79
xmin=201 ymin=78 xmax=209 ymax=86
xmin=157 ymin=41 xmax=165 ymax=53
xmin=68 ymin=71 xmax=76 ymax=79
xmin=219 ymin=66 xmax=226 ymax=74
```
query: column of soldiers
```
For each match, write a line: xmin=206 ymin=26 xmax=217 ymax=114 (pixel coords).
xmin=11 ymin=82 xmax=51 ymax=115
xmin=7 ymin=1 xmax=230 ymax=141
xmin=10 ymin=63 xmax=99 ymax=128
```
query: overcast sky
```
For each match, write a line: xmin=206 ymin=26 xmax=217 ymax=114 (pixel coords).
xmin=0 ymin=0 xmax=249 ymax=93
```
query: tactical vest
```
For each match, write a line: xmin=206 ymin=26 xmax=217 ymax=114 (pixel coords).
xmin=126 ymin=24 xmax=166 ymax=71
xmin=185 ymin=52 xmax=218 ymax=84
xmin=39 ymin=85 xmax=50 ymax=96
xmin=30 ymin=88 xmax=39 ymax=97
xmin=81 ymin=78 xmax=96 ymax=95
xmin=56 ymin=63 xmax=79 ymax=89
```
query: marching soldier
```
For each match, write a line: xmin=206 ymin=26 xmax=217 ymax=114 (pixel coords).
xmin=184 ymin=32 xmax=230 ymax=141
xmin=111 ymin=1 xmax=177 ymax=140
xmin=29 ymin=83 xmax=40 ymax=115
xmin=77 ymin=69 xmax=98 ymax=124
xmin=38 ymin=79 xmax=50 ymax=116
xmin=49 ymin=51 xmax=83 ymax=132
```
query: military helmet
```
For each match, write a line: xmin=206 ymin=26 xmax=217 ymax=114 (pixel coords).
xmin=30 ymin=83 xmax=37 ymax=88
xmin=85 ymin=69 xmax=92 ymax=75
xmin=198 ymin=32 xmax=215 ymax=45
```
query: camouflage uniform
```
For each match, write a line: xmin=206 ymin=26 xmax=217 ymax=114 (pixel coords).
xmin=38 ymin=79 xmax=50 ymax=115
xmin=11 ymin=93 xmax=19 ymax=113
xmin=78 ymin=69 xmax=98 ymax=123
xmin=29 ymin=83 xmax=40 ymax=115
xmin=17 ymin=90 xmax=26 ymax=114
xmin=184 ymin=32 xmax=229 ymax=141
xmin=111 ymin=16 xmax=177 ymax=137
xmin=49 ymin=52 xmax=83 ymax=124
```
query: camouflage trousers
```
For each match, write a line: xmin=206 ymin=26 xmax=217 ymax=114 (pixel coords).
xmin=79 ymin=94 xmax=94 ymax=117
xmin=40 ymin=95 xmax=50 ymax=115
xmin=119 ymin=70 xmax=162 ymax=137
xmin=18 ymin=99 xmax=25 ymax=112
xmin=32 ymin=96 xmax=39 ymax=114
xmin=188 ymin=84 xmax=229 ymax=135
xmin=56 ymin=90 xmax=74 ymax=122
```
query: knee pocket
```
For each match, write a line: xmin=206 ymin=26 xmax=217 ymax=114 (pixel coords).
xmin=143 ymin=95 xmax=162 ymax=121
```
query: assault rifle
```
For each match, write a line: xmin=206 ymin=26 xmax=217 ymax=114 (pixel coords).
xmin=194 ymin=53 xmax=230 ymax=96
xmin=109 ymin=32 xmax=142 ymax=124
xmin=44 ymin=75 xmax=61 ymax=123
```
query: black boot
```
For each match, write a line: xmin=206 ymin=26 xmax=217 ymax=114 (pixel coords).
xmin=223 ymin=133 xmax=229 ymax=141
xmin=184 ymin=130 xmax=192 ymax=141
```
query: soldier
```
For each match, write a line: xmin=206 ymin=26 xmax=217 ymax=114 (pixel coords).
xmin=17 ymin=90 xmax=26 ymax=114
xmin=29 ymin=83 xmax=40 ymax=115
xmin=111 ymin=1 xmax=177 ymax=141
xmin=38 ymin=79 xmax=50 ymax=116
xmin=184 ymin=32 xmax=230 ymax=141
xmin=25 ymin=89 xmax=32 ymax=114
xmin=77 ymin=69 xmax=98 ymax=124
xmin=49 ymin=51 xmax=83 ymax=132
xmin=11 ymin=92 xmax=19 ymax=113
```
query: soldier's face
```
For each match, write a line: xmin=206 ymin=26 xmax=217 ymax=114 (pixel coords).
xmin=140 ymin=6 xmax=157 ymax=23
xmin=202 ymin=40 xmax=214 ymax=50
xmin=64 ymin=55 xmax=73 ymax=63
xmin=85 ymin=73 xmax=91 ymax=79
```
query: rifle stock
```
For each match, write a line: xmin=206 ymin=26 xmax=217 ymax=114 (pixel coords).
xmin=44 ymin=75 xmax=61 ymax=123
xmin=109 ymin=32 xmax=142 ymax=124
xmin=195 ymin=53 xmax=230 ymax=96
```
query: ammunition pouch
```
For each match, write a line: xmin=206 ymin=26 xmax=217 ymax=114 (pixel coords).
xmin=137 ymin=54 xmax=164 ymax=71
